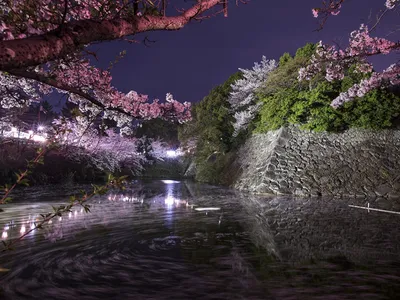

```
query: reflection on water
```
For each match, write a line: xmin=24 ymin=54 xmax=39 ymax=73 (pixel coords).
xmin=1 ymin=180 xmax=400 ymax=299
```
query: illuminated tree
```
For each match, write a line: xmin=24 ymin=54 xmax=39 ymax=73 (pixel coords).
xmin=0 ymin=0 xmax=246 ymax=128
xmin=300 ymin=0 xmax=400 ymax=107
xmin=228 ymin=56 xmax=277 ymax=136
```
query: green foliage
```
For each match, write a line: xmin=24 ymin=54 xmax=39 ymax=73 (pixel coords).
xmin=179 ymin=72 xmax=243 ymax=184
xmin=195 ymin=151 xmax=238 ymax=185
xmin=255 ymin=42 xmax=400 ymax=133
xmin=294 ymin=43 xmax=317 ymax=58
xmin=340 ymin=89 xmax=400 ymax=130
xmin=195 ymin=72 xmax=241 ymax=154
xmin=256 ymin=77 xmax=400 ymax=133
xmin=279 ymin=52 xmax=292 ymax=67
xmin=256 ymin=88 xmax=301 ymax=132
xmin=259 ymin=44 xmax=318 ymax=97
xmin=288 ymin=81 xmax=345 ymax=132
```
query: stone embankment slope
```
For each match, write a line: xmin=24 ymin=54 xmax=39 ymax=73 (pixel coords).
xmin=234 ymin=126 xmax=400 ymax=198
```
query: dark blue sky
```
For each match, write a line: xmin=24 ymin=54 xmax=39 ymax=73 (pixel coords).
xmin=59 ymin=0 xmax=398 ymax=109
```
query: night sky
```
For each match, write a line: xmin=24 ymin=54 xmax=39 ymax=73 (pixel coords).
xmin=55 ymin=0 xmax=400 ymax=110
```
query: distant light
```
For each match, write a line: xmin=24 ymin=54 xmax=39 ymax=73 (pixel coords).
xmin=10 ymin=127 xmax=17 ymax=132
xmin=32 ymin=135 xmax=46 ymax=142
xmin=28 ymin=130 xmax=33 ymax=136
xmin=37 ymin=125 xmax=44 ymax=131
xmin=166 ymin=150 xmax=178 ymax=157
xmin=161 ymin=180 xmax=180 ymax=184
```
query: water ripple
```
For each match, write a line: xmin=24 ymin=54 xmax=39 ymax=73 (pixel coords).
xmin=1 ymin=180 xmax=400 ymax=299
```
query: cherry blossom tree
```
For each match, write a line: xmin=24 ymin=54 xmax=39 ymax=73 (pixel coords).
xmin=228 ymin=56 xmax=277 ymax=136
xmin=300 ymin=0 xmax=400 ymax=108
xmin=0 ymin=0 xmax=243 ymax=127
xmin=53 ymin=118 xmax=170 ymax=173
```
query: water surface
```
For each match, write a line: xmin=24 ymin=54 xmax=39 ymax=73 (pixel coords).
xmin=1 ymin=180 xmax=400 ymax=299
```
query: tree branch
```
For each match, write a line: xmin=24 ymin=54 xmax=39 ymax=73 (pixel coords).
xmin=0 ymin=0 xmax=222 ymax=71
xmin=6 ymin=69 xmax=188 ymax=121
xmin=7 ymin=69 xmax=131 ymax=116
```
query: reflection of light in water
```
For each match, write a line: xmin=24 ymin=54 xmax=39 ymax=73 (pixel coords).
xmin=2 ymin=231 xmax=7 ymax=239
xmin=59 ymin=217 xmax=62 ymax=221
xmin=108 ymin=195 xmax=118 ymax=201
xmin=165 ymin=195 xmax=175 ymax=207
xmin=164 ymin=195 xmax=187 ymax=208
xmin=161 ymin=180 xmax=180 ymax=184
xmin=30 ymin=223 xmax=35 ymax=230
xmin=20 ymin=225 xmax=26 ymax=234
xmin=164 ymin=181 xmax=177 ymax=228
xmin=74 ymin=211 xmax=77 ymax=217
xmin=4 ymin=224 xmax=9 ymax=230
xmin=69 ymin=212 xmax=72 ymax=219
xmin=107 ymin=193 xmax=146 ymax=204
xmin=195 ymin=207 xmax=221 ymax=211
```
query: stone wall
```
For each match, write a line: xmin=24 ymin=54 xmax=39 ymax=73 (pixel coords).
xmin=233 ymin=126 xmax=400 ymax=197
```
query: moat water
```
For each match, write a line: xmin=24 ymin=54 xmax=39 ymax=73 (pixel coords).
xmin=1 ymin=180 xmax=400 ymax=299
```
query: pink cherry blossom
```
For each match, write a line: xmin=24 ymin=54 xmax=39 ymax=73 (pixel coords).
xmin=331 ymin=64 xmax=400 ymax=108
xmin=303 ymin=1 xmax=400 ymax=107
xmin=0 ymin=0 xmax=235 ymax=129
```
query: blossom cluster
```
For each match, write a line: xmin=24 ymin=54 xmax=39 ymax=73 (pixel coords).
xmin=298 ymin=25 xmax=397 ymax=82
xmin=0 ymin=1 xmax=192 ymax=131
xmin=0 ymin=72 xmax=41 ymax=108
xmin=304 ymin=0 xmax=400 ymax=107
xmin=229 ymin=56 xmax=277 ymax=136
xmin=47 ymin=57 xmax=192 ymax=124
xmin=52 ymin=117 xmax=171 ymax=173
xmin=312 ymin=0 xmax=398 ymax=19
xmin=0 ymin=0 xmax=129 ymax=41
xmin=385 ymin=0 xmax=399 ymax=9
xmin=331 ymin=64 xmax=400 ymax=107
